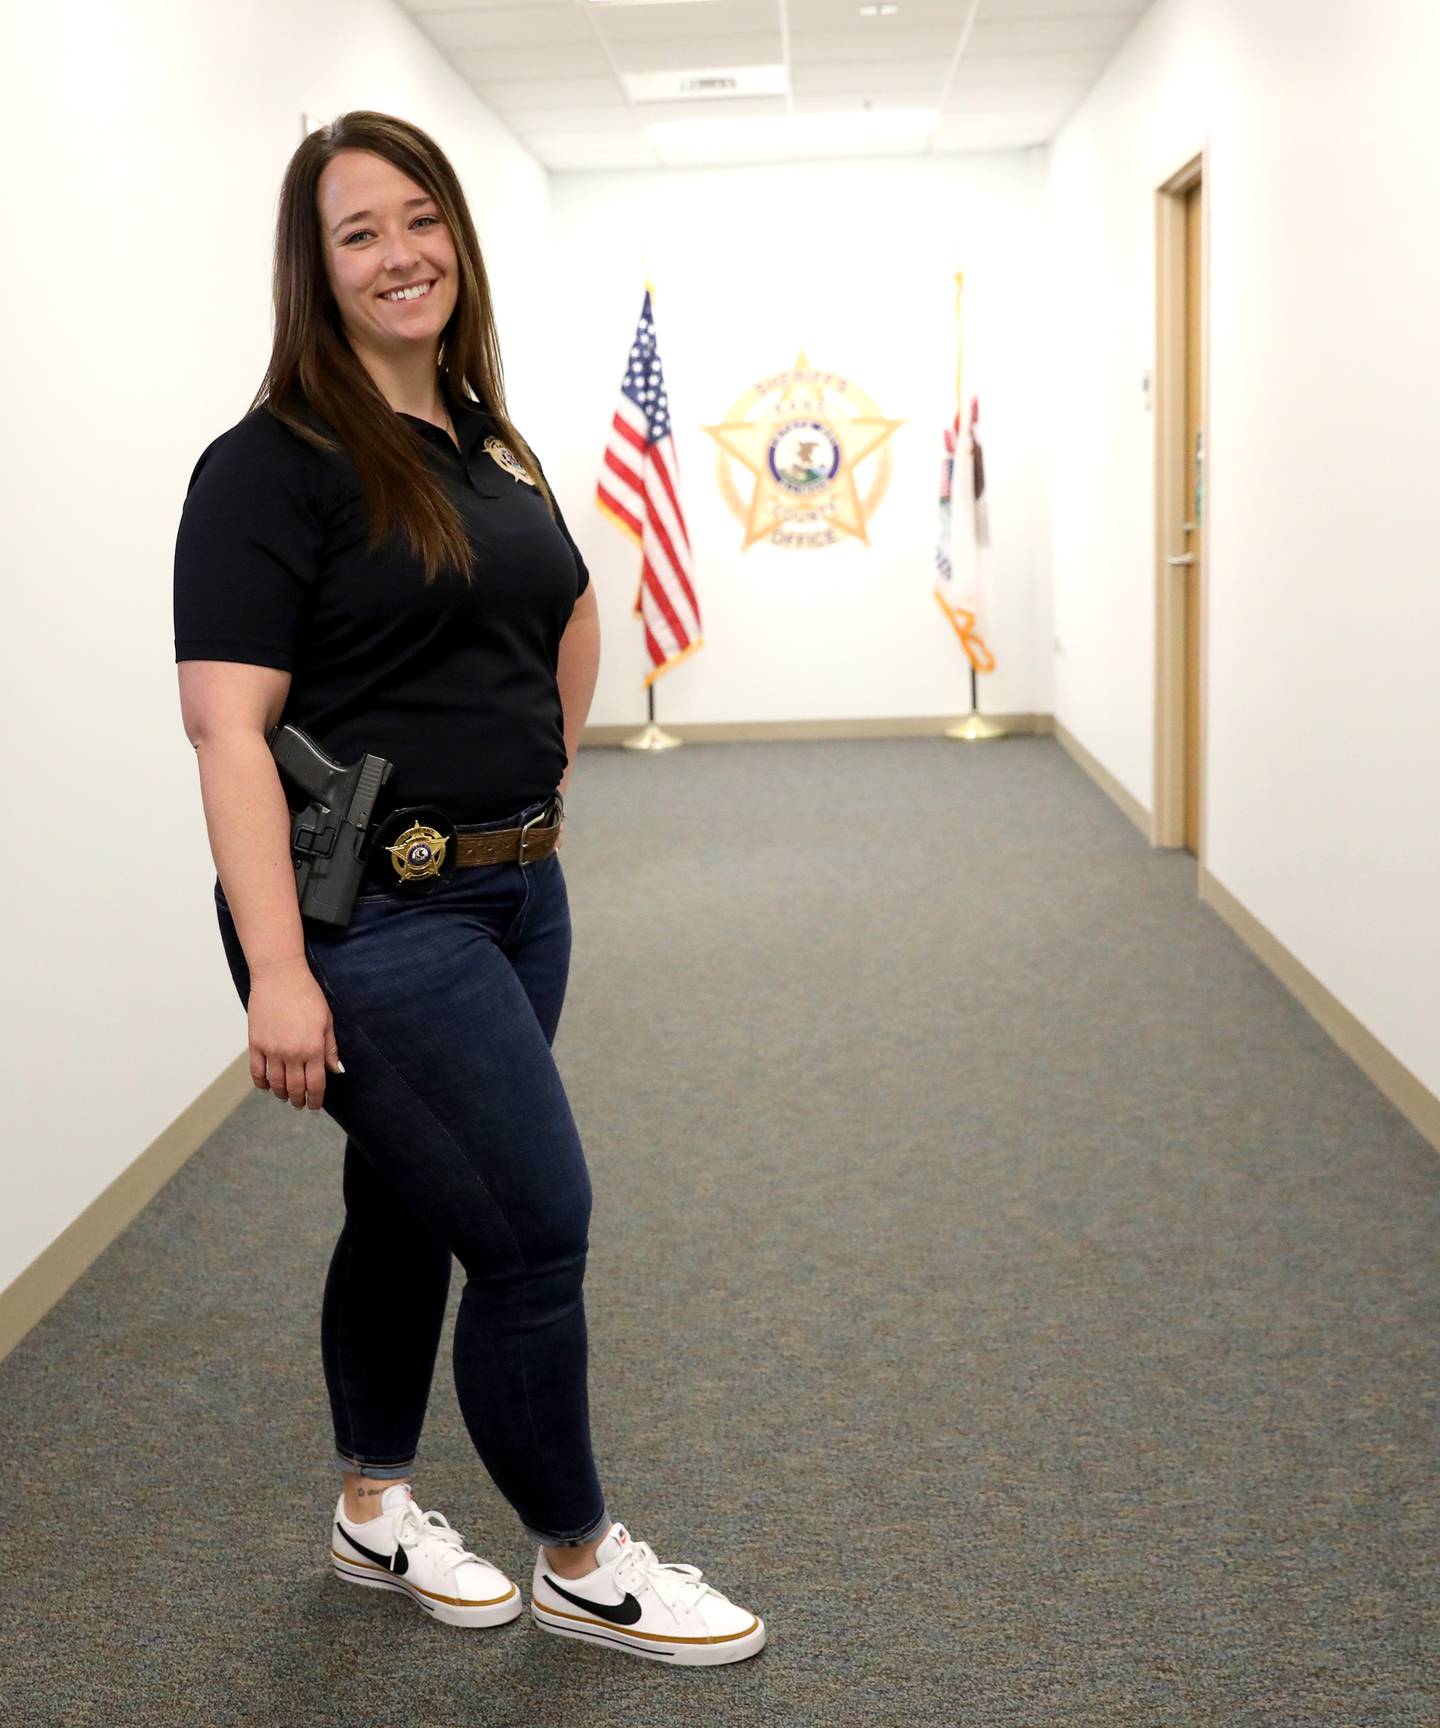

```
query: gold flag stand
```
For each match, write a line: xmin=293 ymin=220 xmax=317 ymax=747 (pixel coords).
xmin=945 ymin=710 xmax=1007 ymax=743
xmin=622 ymin=722 xmax=682 ymax=751
xmin=622 ymin=680 xmax=683 ymax=750
xmin=945 ymin=661 xmax=1007 ymax=741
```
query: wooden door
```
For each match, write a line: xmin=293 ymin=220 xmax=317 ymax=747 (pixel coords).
xmin=1154 ymin=156 xmax=1205 ymax=854
xmin=1182 ymin=183 xmax=1204 ymax=854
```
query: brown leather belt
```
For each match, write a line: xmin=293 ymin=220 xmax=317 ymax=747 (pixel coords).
xmin=454 ymin=808 xmax=562 ymax=869
xmin=363 ymin=794 xmax=562 ymax=891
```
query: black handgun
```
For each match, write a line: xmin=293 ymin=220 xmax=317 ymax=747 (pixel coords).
xmin=268 ymin=723 xmax=394 ymax=927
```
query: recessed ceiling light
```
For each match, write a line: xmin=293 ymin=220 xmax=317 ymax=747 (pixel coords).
xmin=859 ymin=3 xmax=900 ymax=14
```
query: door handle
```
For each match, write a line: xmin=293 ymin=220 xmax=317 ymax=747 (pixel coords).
xmin=1166 ymin=554 xmax=1196 ymax=566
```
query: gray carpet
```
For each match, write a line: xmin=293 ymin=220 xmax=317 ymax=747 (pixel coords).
xmin=2 ymin=737 xmax=1435 ymax=1727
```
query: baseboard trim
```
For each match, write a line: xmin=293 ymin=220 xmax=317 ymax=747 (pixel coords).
xmin=1052 ymin=717 xmax=1438 ymax=1157
xmin=583 ymin=712 xmax=1053 ymax=746
xmin=1051 ymin=717 xmax=1152 ymax=840
xmin=0 ymin=1053 xmax=253 ymax=1364
xmin=1199 ymin=869 xmax=1439 ymax=1155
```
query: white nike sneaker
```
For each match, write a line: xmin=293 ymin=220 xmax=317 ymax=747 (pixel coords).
xmin=530 ymin=1521 xmax=766 ymax=1666
xmin=330 ymin=1484 xmax=522 ymax=1628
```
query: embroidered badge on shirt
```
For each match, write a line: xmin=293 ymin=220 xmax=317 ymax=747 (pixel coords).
xmin=484 ymin=436 xmax=536 ymax=485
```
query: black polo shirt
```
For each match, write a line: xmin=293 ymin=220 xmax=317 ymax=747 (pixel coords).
xmin=173 ymin=389 xmax=589 ymax=823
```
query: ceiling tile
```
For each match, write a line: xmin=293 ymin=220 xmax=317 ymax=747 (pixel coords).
xmin=588 ymin=1 xmax=779 ymax=46
xmin=411 ymin=0 xmax=1157 ymax=165
xmin=790 ymin=90 xmax=936 ymax=114
xmin=791 ymin=59 xmax=947 ymax=96
xmin=789 ymin=27 xmax=958 ymax=65
xmin=506 ymin=94 xmax=792 ymax=132
xmin=785 ymin=0 xmax=963 ymax=21
xmin=631 ymin=93 xmax=791 ymax=123
xmin=978 ymin=0 xmax=1147 ymax=19
xmin=401 ymin=0 xmax=574 ymax=14
xmin=950 ymin=50 xmax=1112 ymax=86
xmin=966 ymin=16 xmax=1136 ymax=56
xmin=454 ymin=43 xmax=612 ymax=81
xmin=413 ymin=7 xmax=597 ymax=49
xmin=611 ymin=34 xmax=783 ymax=73
xmin=788 ymin=91 xmax=933 ymax=115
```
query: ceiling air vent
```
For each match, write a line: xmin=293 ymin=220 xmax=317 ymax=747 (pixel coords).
xmin=623 ymin=64 xmax=789 ymax=103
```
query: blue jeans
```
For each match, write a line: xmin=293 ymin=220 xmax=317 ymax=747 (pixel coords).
xmin=213 ymin=796 xmax=609 ymax=1549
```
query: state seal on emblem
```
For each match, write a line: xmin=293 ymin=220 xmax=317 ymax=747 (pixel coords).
xmin=769 ymin=421 xmax=842 ymax=495
xmin=703 ymin=354 xmax=903 ymax=551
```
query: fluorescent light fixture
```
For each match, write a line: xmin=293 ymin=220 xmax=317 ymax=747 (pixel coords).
xmin=649 ymin=108 xmax=937 ymax=165
xmin=624 ymin=65 xmax=789 ymax=103
xmin=859 ymin=3 xmax=900 ymax=13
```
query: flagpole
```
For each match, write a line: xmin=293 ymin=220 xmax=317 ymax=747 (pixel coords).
xmin=622 ymin=679 xmax=682 ymax=750
xmin=945 ymin=271 xmax=1006 ymax=743
xmin=618 ymin=272 xmax=687 ymax=752
xmin=954 ymin=270 xmax=964 ymax=432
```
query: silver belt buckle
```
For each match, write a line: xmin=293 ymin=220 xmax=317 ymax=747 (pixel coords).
xmin=516 ymin=794 xmax=561 ymax=865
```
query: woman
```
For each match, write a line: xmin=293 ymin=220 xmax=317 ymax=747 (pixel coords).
xmin=173 ymin=110 xmax=763 ymax=1668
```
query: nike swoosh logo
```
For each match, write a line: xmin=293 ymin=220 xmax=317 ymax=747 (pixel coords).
xmin=336 ymin=1521 xmax=408 ymax=1576
xmin=542 ymin=1574 xmax=642 ymax=1625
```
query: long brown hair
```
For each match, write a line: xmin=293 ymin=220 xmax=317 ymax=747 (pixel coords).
xmin=249 ymin=110 xmax=553 ymax=584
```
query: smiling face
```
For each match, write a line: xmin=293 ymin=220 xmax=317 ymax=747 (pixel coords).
xmin=316 ymin=148 xmax=459 ymax=363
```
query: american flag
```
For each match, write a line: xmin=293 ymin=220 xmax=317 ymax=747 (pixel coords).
xmin=595 ymin=290 xmax=702 ymax=684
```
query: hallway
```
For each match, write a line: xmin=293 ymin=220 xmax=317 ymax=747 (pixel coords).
xmin=2 ymin=738 xmax=1434 ymax=1725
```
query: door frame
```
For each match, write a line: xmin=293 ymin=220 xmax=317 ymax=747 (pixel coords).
xmin=1153 ymin=150 xmax=1208 ymax=854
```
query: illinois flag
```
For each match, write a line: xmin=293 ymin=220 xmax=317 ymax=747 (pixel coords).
xmin=596 ymin=289 xmax=703 ymax=685
xmin=933 ymin=397 xmax=995 ymax=673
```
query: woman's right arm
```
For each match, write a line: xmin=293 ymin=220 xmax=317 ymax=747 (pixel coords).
xmin=179 ymin=659 xmax=342 ymax=1112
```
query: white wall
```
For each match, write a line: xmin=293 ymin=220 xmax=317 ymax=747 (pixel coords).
xmin=0 ymin=0 xmax=550 ymax=1298
xmin=0 ymin=6 xmax=1053 ymax=1312
xmin=9 ymin=0 xmax=1434 ymax=1311
xmin=1047 ymin=0 xmax=1440 ymax=1093
xmin=540 ymin=153 xmax=1052 ymax=728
